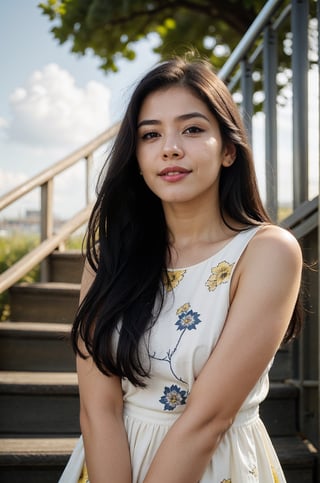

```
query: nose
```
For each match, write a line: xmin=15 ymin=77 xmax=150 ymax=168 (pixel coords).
xmin=162 ymin=137 xmax=184 ymax=160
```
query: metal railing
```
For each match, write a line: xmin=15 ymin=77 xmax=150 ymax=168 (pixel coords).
xmin=219 ymin=0 xmax=313 ymax=220
xmin=0 ymin=122 xmax=120 ymax=292
xmin=218 ymin=0 xmax=319 ymax=461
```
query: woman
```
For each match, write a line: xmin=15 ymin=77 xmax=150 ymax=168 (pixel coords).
xmin=59 ymin=54 xmax=302 ymax=483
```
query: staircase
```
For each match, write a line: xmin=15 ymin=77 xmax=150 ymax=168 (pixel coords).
xmin=0 ymin=251 xmax=83 ymax=483
xmin=0 ymin=250 xmax=317 ymax=482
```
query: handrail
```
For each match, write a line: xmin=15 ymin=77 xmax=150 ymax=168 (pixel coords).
xmin=0 ymin=204 xmax=93 ymax=294
xmin=219 ymin=0 xmax=285 ymax=82
xmin=281 ymin=196 xmax=319 ymax=230
xmin=0 ymin=121 xmax=120 ymax=284
xmin=0 ymin=123 xmax=120 ymax=211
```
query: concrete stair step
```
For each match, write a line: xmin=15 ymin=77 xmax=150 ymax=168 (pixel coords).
xmin=0 ymin=372 xmax=80 ymax=436
xmin=269 ymin=345 xmax=293 ymax=381
xmin=49 ymin=250 xmax=84 ymax=284
xmin=10 ymin=282 xmax=80 ymax=323
xmin=0 ymin=371 xmax=298 ymax=438
xmin=0 ymin=322 xmax=75 ymax=372
xmin=260 ymin=382 xmax=299 ymax=436
xmin=273 ymin=436 xmax=317 ymax=483
xmin=0 ymin=437 xmax=78 ymax=483
xmin=0 ymin=435 xmax=315 ymax=483
xmin=0 ymin=370 xmax=300 ymax=438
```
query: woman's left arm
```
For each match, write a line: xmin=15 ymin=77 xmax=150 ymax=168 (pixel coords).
xmin=143 ymin=226 xmax=303 ymax=483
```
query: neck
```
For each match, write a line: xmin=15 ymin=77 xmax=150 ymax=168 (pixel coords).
xmin=162 ymin=196 xmax=234 ymax=249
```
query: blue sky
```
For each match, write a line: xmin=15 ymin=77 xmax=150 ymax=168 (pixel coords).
xmin=0 ymin=1 xmax=159 ymax=122
xmin=0 ymin=0 xmax=159 ymax=218
xmin=0 ymin=1 xmax=318 ymax=219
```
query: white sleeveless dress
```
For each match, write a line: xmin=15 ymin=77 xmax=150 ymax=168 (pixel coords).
xmin=59 ymin=226 xmax=286 ymax=483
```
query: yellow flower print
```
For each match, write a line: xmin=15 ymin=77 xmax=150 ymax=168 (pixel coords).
xmin=176 ymin=303 xmax=191 ymax=315
xmin=205 ymin=261 xmax=234 ymax=292
xmin=78 ymin=463 xmax=89 ymax=483
xmin=271 ymin=466 xmax=279 ymax=483
xmin=249 ymin=465 xmax=258 ymax=477
xmin=163 ymin=269 xmax=186 ymax=292
xmin=220 ymin=479 xmax=231 ymax=483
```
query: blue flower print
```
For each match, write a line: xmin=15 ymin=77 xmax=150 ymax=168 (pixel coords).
xmin=159 ymin=384 xmax=187 ymax=411
xmin=150 ymin=303 xmax=202 ymax=387
xmin=175 ymin=309 xmax=201 ymax=331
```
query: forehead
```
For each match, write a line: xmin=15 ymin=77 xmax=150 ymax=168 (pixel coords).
xmin=138 ymin=86 xmax=210 ymax=119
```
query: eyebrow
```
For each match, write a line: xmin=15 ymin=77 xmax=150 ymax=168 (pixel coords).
xmin=137 ymin=111 xmax=210 ymax=129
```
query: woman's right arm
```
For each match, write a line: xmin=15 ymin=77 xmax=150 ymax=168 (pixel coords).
xmin=76 ymin=261 xmax=132 ymax=483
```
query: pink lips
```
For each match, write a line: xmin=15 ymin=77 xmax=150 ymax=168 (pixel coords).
xmin=159 ymin=166 xmax=191 ymax=182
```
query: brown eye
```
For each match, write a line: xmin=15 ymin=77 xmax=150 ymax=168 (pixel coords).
xmin=141 ymin=131 xmax=160 ymax=140
xmin=184 ymin=126 xmax=204 ymax=134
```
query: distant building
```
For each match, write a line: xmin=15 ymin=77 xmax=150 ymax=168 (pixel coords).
xmin=0 ymin=210 xmax=64 ymax=236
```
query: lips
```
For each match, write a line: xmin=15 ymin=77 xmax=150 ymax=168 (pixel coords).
xmin=158 ymin=166 xmax=191 ymax=183
xmin=159 ymin=166 xmax=191 ymax=176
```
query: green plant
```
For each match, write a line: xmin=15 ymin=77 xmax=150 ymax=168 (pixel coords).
xmin=0 ymin=234 xmax=40 ymax=320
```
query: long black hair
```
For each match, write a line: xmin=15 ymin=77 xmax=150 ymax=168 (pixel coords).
xmin=72 ymin=55 xmax=302 ymax=386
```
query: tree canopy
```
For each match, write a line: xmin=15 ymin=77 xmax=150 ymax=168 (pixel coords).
xmin=38 ymin=0 xmax=266 ymax=72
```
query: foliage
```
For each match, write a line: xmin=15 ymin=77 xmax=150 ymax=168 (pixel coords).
xmin=38 ymin=0 xmax=319 ymax=116
xmin=0 ymin=234 xmax=40 ymax=320
xmin=64 ymin=234 xmax=84 ymax=250
xmin=38 ymin=0 xmax=266 ymax=72
xmin=0 ymin=233 xmax=83 ymax=321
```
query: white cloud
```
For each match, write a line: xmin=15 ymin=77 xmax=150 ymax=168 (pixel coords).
xmin=0 ymin=142 xmax=110 ymax=221
xmin=0 ymin=169 xmax=27 ymax=193
xmin=5 ymin=63 xmax=111 ymax=148
xmin=0 ymin=169 xmax=38 ymax=219
xmin=0 ymin=117 xmax=8 ymax=128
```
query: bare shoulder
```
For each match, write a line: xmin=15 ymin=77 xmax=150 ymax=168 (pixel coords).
xmin=239 ymin=224 xmax=303 ymax=283
xmin=248 ymin=224 xmax=302 ymax=264
xmin=229 ymin=224 xmax=303 ymax=310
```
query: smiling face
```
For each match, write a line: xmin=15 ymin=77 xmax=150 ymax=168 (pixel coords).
xmin=136 ymin=86 xmax=235 ymax=210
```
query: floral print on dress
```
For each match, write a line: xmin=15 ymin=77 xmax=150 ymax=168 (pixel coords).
xmin=206 ymin=260 xmax=234 ymax=292
xmin=150 ymin=302 xmax=202 ymax=410
xmin=78 ymin=463 xmax=89 ymax=483
xmin=249 ymin=465 xmax=258 ymax=477
xmin=159 ymin=384 xmax=188 ymax=410
xmin=271 ymin=466 xmax=280 ymax=483
xmin=220 ymin=480 xmax=231 ymax=483
xmin=175 ymin=306 xmax=201 ymax=331
xmin=163 ymin=269 xmax=186 ymax=291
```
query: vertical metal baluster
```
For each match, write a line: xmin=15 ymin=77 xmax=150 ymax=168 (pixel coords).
xmin=292 ymin=0 xmax=309 ymax=442
xmin=292 ymin=0 xmax=309 ymax=208
xmin=240 ymin=59 xmax=254 ymax=144
xmin=40 ymin=179 xmax=54 ymax=282
xmin=264 ymin=23 xmax=279 ymax=221
xmin=85 ymin=153 xmax=93 ymax=206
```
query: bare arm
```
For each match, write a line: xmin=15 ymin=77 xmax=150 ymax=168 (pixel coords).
xmin=77 ymin=261 xmax=132 ymax=483
xmin=143 ymin=225 xmax=303 ymax=483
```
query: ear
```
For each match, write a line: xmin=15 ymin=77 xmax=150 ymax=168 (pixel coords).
xmin=222 ymin=143 xmax=236 ymax=167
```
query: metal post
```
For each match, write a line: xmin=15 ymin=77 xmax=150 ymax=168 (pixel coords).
xmin=291 ymin=0 xmax=309 ymax=450
xmin=263 ymin=24 xmax=278 ymax=221
xmin=240 ymin=59 xmax=253 ymax=144
xmin=40 ymin=179 xmax=54 ymax=281
xmin=219 ymin=0 xmax=285 ymax=82
xmin=292 ymin=0 xmax=309 ymax=208
xmin=85 ymin=153 xmax=93 ymax=205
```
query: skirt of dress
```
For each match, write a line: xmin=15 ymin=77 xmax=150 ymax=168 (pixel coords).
xmin=58 ymin=411 xmax=286 ymax=483
xmin=58 ymin=435 xmax=85 ymax=483
xmin=123 ymin=405 xmax=286 ymax=483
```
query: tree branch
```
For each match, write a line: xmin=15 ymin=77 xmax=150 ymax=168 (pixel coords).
xmin=97 ymin=0 xmax=254 ymax=35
